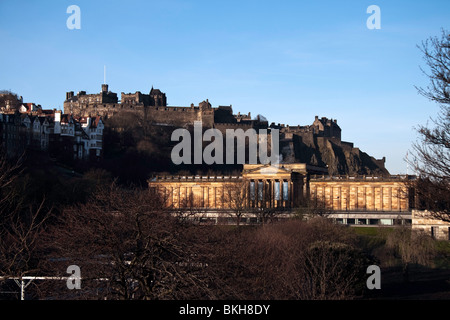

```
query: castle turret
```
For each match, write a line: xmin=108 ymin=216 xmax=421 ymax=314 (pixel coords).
xmin=149 ymin=87 xmax=167 ymax=106
xmin=199 ymin=99 xmax=211 ymax=110
xmin=313 ymin=115 xmax=341 ymax=140
xmin=66 ymin=91 xmax=74 ymax=100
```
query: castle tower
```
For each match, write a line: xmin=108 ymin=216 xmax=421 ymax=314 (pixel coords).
xmin=102 ymin=84 xmax=109 ymax=93
xmin=66 ymin=91 xmax=74 ymax=100
xmin=149 ymin=86 xmax=167 ymax=106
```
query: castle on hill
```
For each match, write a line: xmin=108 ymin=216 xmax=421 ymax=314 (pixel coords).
xmin=63 ymin=83 xmax=387 ymax=175
xmin=64 ymin=84 xmax=341 ymax=138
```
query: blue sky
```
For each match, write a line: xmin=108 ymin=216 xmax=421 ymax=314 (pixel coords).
xmin=1 ymin=0 xmax=449 ymax=174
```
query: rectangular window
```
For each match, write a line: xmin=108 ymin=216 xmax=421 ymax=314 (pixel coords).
xmin=431 ymin=226 xmax=438 ymax=239
xmin=250 ymin=181 xmax=255 ymax=201
xmin=283 ymin=181 xmax=289 ymax=200
xmin=275 ymin=181 xmax=280 ymax=200
xmin=258 ymin=181 xmax=263 ymax=201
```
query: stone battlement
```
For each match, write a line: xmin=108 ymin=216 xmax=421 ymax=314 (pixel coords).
xmin=63 ymin=84 xmax=342 ymax=141
xmin=310 ymin=174 xmax=415 ymax=182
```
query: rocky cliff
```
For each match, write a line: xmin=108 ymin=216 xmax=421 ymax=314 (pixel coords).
xmin=280 ymin=134 xmax=390 ymax=176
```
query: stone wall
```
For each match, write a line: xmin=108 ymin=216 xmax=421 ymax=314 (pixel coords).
xmin=412 ymin=209 xmax=450 ymax=240
xmin=149 ymin=165 xmax=411 ymax=213
xmin=146 ymin=105 xmax=214 ymax=127
xmin=213 ymin=122 xmax=255 ymax=134
xmin=308 ymin=176 xmax=411 ymax=211
xmin=151 ymin=176 xmax=243 ymax=209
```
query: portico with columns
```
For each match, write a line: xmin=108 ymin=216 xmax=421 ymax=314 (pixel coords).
xmin=148 ymin=163 xmax=414 ymax=225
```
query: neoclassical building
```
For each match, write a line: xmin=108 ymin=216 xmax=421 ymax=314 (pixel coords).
xmin=412 ymin=210 xmax=450 ymax=240
xmin=148 ymin=163 xmax=415 ymax=226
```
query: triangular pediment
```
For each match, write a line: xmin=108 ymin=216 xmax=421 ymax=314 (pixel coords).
xmin=243 ymin=163 xmax=292 ymax=176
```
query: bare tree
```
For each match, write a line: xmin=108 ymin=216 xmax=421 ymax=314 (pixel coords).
xmin=223 ymin=178 xmax=249 ymax=226
xmin=0 ymin=154 xmax=53 ymax=299
xmin=174 ymin=190 xmax=208 ymax=223
xmin=300 ymin=240 xmax=371 ymax=299
xmin=43 ymin=183 xmax=215 ymax=300
xmin=410 ymin=29 xmax=450 ymax=222
xmin=293 ymin=197 xmax=331 ymax=220
xmin=0 ymin=199 xmax=50 ymax=278
xmin=253 ymin=207 xmax=279 ymax=225
xmin=415 ymin=29 xmax=450 ymax=105
xmin=208 ymin=217 xmax=372 ymax=300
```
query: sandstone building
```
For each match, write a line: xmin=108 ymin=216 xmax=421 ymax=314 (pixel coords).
xmin=149 ymin=163 xmax=414 ymax=226
xmin=412 ymin=210 xmax=450 ymax=240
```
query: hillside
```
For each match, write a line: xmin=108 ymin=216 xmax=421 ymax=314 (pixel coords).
xmin=281 ymin=134 xmax=389 ymax=176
